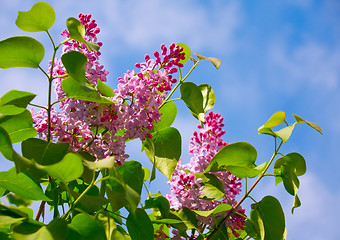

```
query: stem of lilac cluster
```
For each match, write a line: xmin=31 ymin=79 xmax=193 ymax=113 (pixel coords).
xmin=159 ymin=60 xmax=201 ymax=109
xmin=206 ymin=138 xmax=283 ymax=240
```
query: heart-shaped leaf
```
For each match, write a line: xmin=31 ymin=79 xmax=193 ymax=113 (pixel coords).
xmin=0 ymin=37 xmax=44 ymax=69
xmin=15 ymin=2 xmax=55 ymax=32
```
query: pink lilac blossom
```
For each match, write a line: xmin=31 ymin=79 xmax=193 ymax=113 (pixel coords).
xmin=166 ymin=111 xmax=246 ymax=237
xmin=32 ymin=13 xmax=185 ymax=165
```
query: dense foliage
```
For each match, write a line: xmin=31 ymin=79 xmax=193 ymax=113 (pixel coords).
xmin=0 ymin=2 xmax=322 ymax=240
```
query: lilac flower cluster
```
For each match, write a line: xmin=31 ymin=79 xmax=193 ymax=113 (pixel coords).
xmin=32 ymin=14 xmax=185 ymax=164
xmin=166 ymin=111 xmax=246 ymax=237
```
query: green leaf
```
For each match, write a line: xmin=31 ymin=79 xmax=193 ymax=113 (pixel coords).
xmin=177 ymin=43 xmax=191 ymax=64
xmin=0 ymin=110 xmax=36 ymax=144
xmin=204 ymin=142 xmax=265 ymax=178
xmin=280 ymin=164 xmax=300 ymax=196
xmin=107 ymin=168 xmax=140 ymax=213
xmin=199 ymin=173 xmax=225 ymax=200
xmin=144 ymin=127 xmax=181 ymax=179
xmin=0 ymin=90 xmax=36 ymax=115
xmin=293 ymin=114 xmax=322 ymax=134
xmin=145 ymin=195 xmax=170 ymax=218
xmin=194 ymin=52 xmax=222 ymax=69
xmin=180 ymin=82 xmax=205 ymax=122
xmin=7 ymin=194 xmax=32 ymax=207
xmin=36 ymin=153 xmax=84 ymax=183
xmin=117 ymin=161 xmax=144 ymax=195
xmin=292 ymin=195 xmax=301 ymax=214
xmin=13 ymin=219 xmax=70 ymax=240
xmin=0 ymin=213 xmax=25 ymax=227
xmin=199 ymin=84 xmax=215 ymax=113
xmin=257 ymin=127 xmax=277 ymax=137
xmin=263 ymin=111 xmax=286 ymax=128
xmin=126 ymin=208 xmax=154 ymax=240
xmin=69 ymin=188 xmax=109 ymax=213
xmin=193 ymin=204 xmax=232 ymax=217
xmin=22 ymin=138 xmax=69 ymax=165
xmin=143 ymin=167 xmax=151 ymax=182
xmin=62 ymin=76 xmax=114 ymax=103
xmin=154 ymin=102 xmax=177 ymax=131
xmin=274 ymin=124 xmax=295 ymax=143
xmin=248 ymin=210 xmax=265 ymax=240
xmin=83 ymin=156 xmax=115 ymax=170
xmin=0 ymin=127 xmax=13 ymax=160
xmin=0 ymin=168 xmax=50 ymax=201
xmin=168 ymin=208 xmax=198 ymax=231
xmin=15 ymin=2 xmax=55 ymax=32
xmin=151 ymin=219 xmax=183 ymax=225
xmin=97 ymin=79 xmax=115 ymax=97
xmin=61 ymin=51 xmax=88 ymax=83
xmin=0 ymin=36 xmax=44 ymax=69
xmin=70 ymin=213 xmax=106 ymax=240
xmin=284 ymin=153 xmax=306 ymax=176
xmin=66 ymin=17 xmax=100 ymax=51
xmin=274 ymin=154 xmax=302 ymax=196
xmin=251 ymin=196 xmax=286 ymax=240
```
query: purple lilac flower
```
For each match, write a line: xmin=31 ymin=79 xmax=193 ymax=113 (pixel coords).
xmin=32 ymin=14 xmax=185 ymax=165
xmin=166 ymin=111 xmax=246 ymax=237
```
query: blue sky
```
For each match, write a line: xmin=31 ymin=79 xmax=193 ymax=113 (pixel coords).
xmin=0 ymin=0 xmax=339 ymax=239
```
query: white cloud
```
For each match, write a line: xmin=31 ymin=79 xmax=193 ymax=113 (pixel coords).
xmin=95 ymin=0 xmax=242 ymax=54
xmin=269 ymin=41 xmax=340 ymax=91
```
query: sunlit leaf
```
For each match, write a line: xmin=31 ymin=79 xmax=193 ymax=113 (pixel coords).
xmin=251 ymin=196 xmax=286 ymax=240
xmin=284 ymin=153 xmax=306 ymax=176
xmin=0 ymin=36 xmax=44 ymax=69
xmin=177 ymin=43 xmax=191 ymax=64
xmin=145 ymin=195 xmax=170 ymax=218
xmin=204 ymin=142 xmax=265 ymax=178
xmin=274 ymin=124 xmax=296 ymax=143
xmin=0 ymin=168 xmax=50 ymax=201
xmin=61 ymin=51 xmax=88 ymax=83
xmin=263 ymin=111 xmax=286 ymax=128
xmin=194 ymin=52 xmax=222 ymax=69
xmin=168 ymin=208 xmax=198 ymax=231
xmin=62 ymin=76 xmax=114 ymax=103
xmin=15 ymin=2 xmax=55 ymax=32
xmin=199 ymin=84 xmax=215 ymax=113
xmin=293 ymin=114 xmax=322 ymax=134
xmin=66 ymin=17 xmax=100 ymax=51
xmin=0 ymin=110 xmax=36 ymax=144
xmin=0 ymin=127 xmax=13 ymax=160
xmin=107 ymin=167 xmax=140 ymax=213
xmin=0 ymin=90 xmax=36 ymax=115
xmin=193 ymin=204 xmax=232 ymax=217
xmin=127 ymin=208 xmax=154 ymax=240
xmin=83 ymin=156 xmax=115 ymax=170
xmin=97 ymin=79 xmax=115 ymax=97
xmin=144 ymin=127 xmax=181 ymax=179
xmin=36 ymin=153 xmax=84 ymax=183
xmin=199 ymin=173 xmax=225 ymax=200
xmin=143 ymin=167 xmax=151 ymax=182
xmin=292 ymin=195 xmax=301 ymax=214
xmin=117 ymin=161 xmax=144 ymax=195
xmin=22 ymin=138 xmax=69 ymax=165
xmin=154 ymin=102 xmax=177 ymax=131
xmin=180 ymin=82 xmax=205 ymax=122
